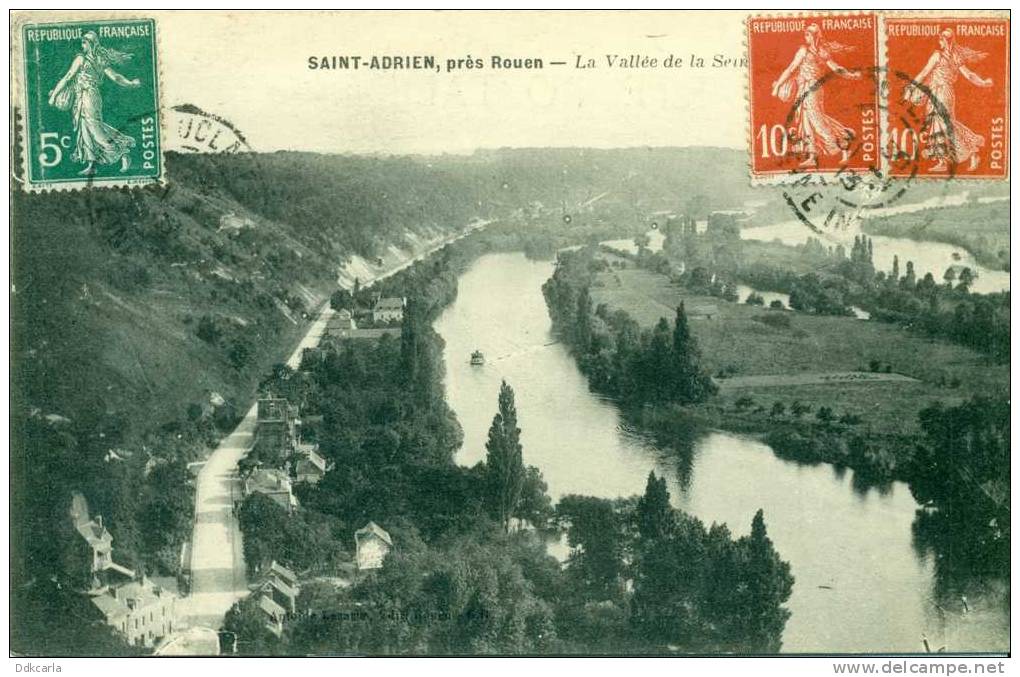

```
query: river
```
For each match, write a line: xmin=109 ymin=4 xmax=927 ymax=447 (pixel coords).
xmin=742 ymin=221 xmax=1009 ymax=296
xmin=434 ymin=251 xmax=1007 ymax=654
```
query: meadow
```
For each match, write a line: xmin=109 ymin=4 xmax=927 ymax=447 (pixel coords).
xmin=592 ymin=267 xmax=1007 ymax=436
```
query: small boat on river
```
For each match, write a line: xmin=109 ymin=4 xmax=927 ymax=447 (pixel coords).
xmin=470 ymin=350 xmax=485 ymax=366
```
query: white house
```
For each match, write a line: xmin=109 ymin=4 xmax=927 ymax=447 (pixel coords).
xmin=354 ymin=521 xmax=392 ymax=571
xmin=293 ymin=445 xmax=330 ymax=485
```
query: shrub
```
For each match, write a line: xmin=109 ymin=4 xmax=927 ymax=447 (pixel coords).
xmin=734 ymin=395 xmax=754 ymax=411
xmin=196 ymin=315 xmax=222 ymax=344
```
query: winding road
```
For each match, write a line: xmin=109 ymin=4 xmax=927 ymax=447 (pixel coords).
xmin=179 ymin=219 xmax=490 ymax=646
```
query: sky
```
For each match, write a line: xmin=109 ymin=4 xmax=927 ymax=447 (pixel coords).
xmin=113 ymin=10 xmax=753 ymax=155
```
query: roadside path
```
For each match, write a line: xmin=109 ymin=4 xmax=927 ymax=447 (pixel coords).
xmin=179 ymin=219 xmax=490 ymax=644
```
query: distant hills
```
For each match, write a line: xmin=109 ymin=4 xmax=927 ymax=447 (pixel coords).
xmin=10 ymin=147 xmax=762 ymax=438
xmin=11 ymin=146 xmax=1009 ymax=441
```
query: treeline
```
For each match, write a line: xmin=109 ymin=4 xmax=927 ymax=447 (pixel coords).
xmin=266 ymin=474 xmax=793 ymax=655
xmin=543 ymin=248 xmax=716 ymax=404
xmin=666 ymin=213 xmax=1009 ymax=360
xmin=911 ymin=396 xmax=1010 ymax=581
xmin=558 ymin=474 xmax=793 ymax=653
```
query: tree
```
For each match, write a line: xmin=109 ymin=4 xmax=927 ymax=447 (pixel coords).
xmin=223 ymin=597 xmax=281 ymax=655
xmin=574 ymin=288 xmax=594 ymax=352
xmin=901 ymin=261 xmax=916 ymax=289
xmin=770 ymin=401 xmax=786 ymax=418
xmin=636 ymin=471 xmax=673 ymax=540
xmin=558 ymin=495 xmax=626 ymax=600
xmin=645 ymin=317 xmax=674 ymax=401
xmin=738 ymin=510 xmax=794 ymax=652
xmin=957 ymin=267 xmax=975 ymax=290
xmin=516 ymin=465 xmax=553 ymax=530
xmin=322 ymin=534 xmax=556 ymax=655
xmin=485 ymin=381 xmax=525 ymax=533
xmin=330 ymin=288 xmax=353 ymax=311
xmin=671 ymin=303 xmax=716 ymax=403
xmin=228 ymin=337 xmax=254 ymax=370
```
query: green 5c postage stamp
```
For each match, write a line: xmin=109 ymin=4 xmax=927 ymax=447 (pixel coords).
xmin=19 ymin=18 xmax=162 ymax=190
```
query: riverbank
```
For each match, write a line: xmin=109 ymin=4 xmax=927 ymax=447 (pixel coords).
xmin=439 ymin=251 xmax=1007 ymax=652
xmin=861 ymin=200 xmax=1009 ymax=273
xmin=545 ymin=248 xmax=1008 ymax=485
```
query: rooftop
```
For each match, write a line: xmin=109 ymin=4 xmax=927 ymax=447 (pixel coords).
xmin=355 ymin=521 xmax=392 ymax=547
xmin=268 ymin=561 xmax=298 ymax=586
xmin=89 ymin=578 xmax=174 ymax=621
xmin=374 ymin=297 xmax=405 ymax=311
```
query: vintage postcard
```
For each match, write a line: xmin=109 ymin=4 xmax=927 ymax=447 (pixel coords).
xmin=8 ymin=9 xmax=1011 ymax=665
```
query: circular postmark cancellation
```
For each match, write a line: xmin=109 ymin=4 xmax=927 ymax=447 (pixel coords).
xmin=169 ymin=103 xmax=253 ymax=154
xmin=775 ymin=65 xmax=957 ymax=236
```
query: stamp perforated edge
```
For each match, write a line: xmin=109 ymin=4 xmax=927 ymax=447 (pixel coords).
xmin=744 ymin=10 xmax=881 ymax=187
xmin=11 ymin=11 xmax=167 ymax=194
xmin=877 ymin=11 xmax=1010 ymax=182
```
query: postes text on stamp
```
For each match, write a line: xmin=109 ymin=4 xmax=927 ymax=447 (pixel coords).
xmin=747 ymin=14 xmax=880 ymax=181
xmin=19 ymin=19 xmax=162 ymax=190
xmin=883 ymin=16 xmax=1009 ymax=179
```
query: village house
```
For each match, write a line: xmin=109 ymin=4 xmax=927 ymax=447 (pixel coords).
xmin=68 ymin=492 xmax=135 ymax=590
xmin=355 ymin=521 xmax=392 ymax=571
xmin=69 ymin=493 xmax=113 ymax=587
xmin=68 ymin=493 xmax=180 ymax=649
xmin=88 ymin=576 xmax=178 ymax=649
xmin=244 ymin=468 xmax=298 ymax=512
xmin=293 ymin=442 xmax=331 ymax=485
xmin=322 ymin=307 xmax=401 ymax=341
xmin=325 ymin=308 xmax=357 ymax=337
xmin=372 ymin=296 xmax=405 ymax=324
xmin=250 ymin=561 xmax=300 ymax=637
xmin=259 ymin=594 xmax=287 ymax=637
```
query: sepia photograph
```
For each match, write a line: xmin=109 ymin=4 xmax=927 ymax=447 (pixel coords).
xmin=7 ymin=9 xmax=1012 ymax=665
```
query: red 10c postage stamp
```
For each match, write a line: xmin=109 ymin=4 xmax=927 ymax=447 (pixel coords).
xmin=883 ymin=16 xmax=1009 ymax=179
xmin=747 ymin=14 xmax=880 ymax=181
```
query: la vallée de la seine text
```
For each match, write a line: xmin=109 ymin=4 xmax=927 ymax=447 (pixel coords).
xmin=307 ymin=53 xmax=748 ymax=73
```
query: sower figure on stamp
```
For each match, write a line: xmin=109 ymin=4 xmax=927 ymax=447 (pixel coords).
xmin=47 ymin=31 xmax=140 ymax=176
xmin=903 ymin=29 xmax=993 ymax=173
xmin=771 ymin=24 xmax=862 ymax=168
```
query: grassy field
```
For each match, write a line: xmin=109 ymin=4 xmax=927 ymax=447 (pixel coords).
xmin=592 ymin=268 xmax=1007 ymax=435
